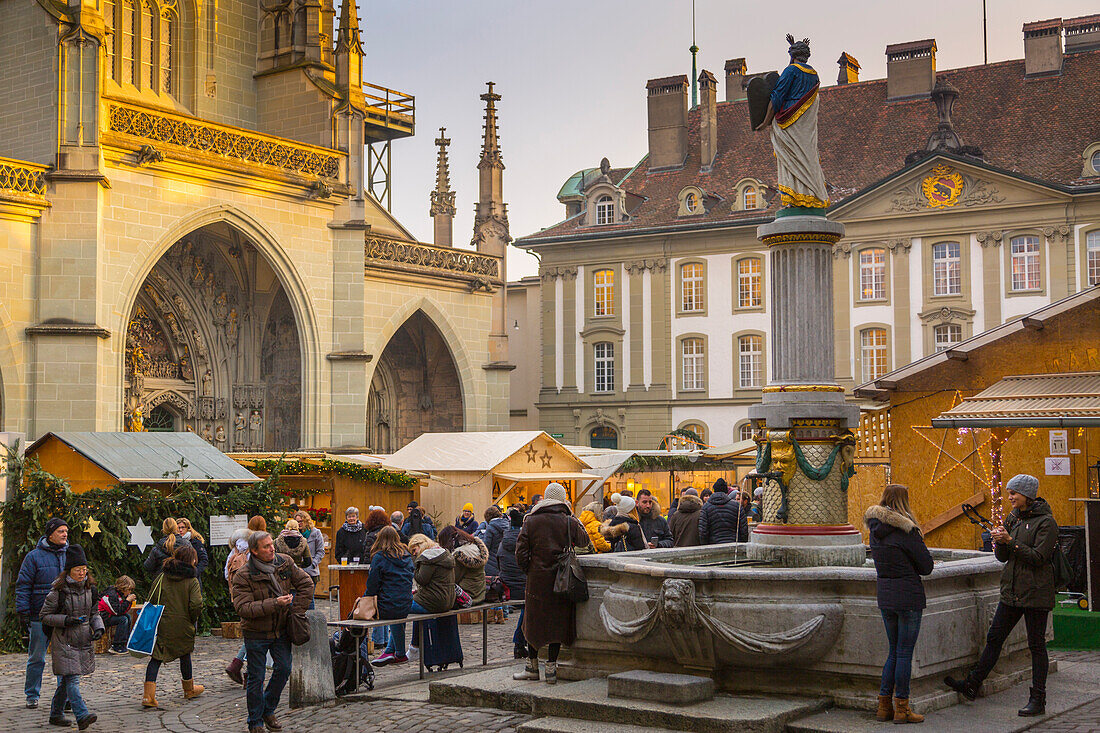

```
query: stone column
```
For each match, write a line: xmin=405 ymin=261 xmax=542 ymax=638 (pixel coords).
xmin=747 ymin=216 xmax=863 ymax=567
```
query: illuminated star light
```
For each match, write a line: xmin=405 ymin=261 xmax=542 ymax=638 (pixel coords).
xmin=127 ymin=517 xmax=154 ymax=553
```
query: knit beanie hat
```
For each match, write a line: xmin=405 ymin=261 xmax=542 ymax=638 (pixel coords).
xmin=1006 ymin=474 xmax=1039 ymax=500
xmin=44 ymin=517 xmax=69 ymax=539
xmin=754 ymin=487 xmax=764 ymax=499
xmin=611 ymin=492 xmax=636 ymax=515
xmin=682 ymin=488 xmax=698 ymax=497
xmin=712 ymin=478 xmax=729 ymax=493
xmin=462 ymin=502 xmax=474 ymax=513
xmin=64 ymin=544 xmax=87 ymax=572
xmin=544 ymin=483 xmax=568 ymax=503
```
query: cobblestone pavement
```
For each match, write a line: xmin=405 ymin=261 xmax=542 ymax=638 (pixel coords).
xmin=0 ymin=605 xmax=529 ymax=733
xmin=2 ymin=622 xmax=1097 ymax=733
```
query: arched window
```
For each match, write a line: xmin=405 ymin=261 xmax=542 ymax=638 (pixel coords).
xmin=594 ymin=342 xmax=615 ymax=393
xmin=140 ymin=0 xmax=155 ymax=89
xmin=160 ymin=8 xmax=175 ymax=94
xmin=932 ymin=241 xmax=960 ymax=296
xmin=590 ymin=425 xmax=618 ymax=449
xmin=1010 ymin=235 xmax=1041 ymax=291
xmin=104 ymin=0 xmax=116 ymax=80
xmin=743 ymin=187 xmax=758 ymax=210
xmin=122 ymin=0 xmax=137 ymax=84
xmin=680 ymin=423 xmax=706 ymax=446
xmin=934 ymin=323 xmax=962 ymax=352
xmin=682 ymin=338 xmax=705 ymax=390
xmin=106 ymin=0 xmax=177 ymax=97
xmin=1087 ymin=230 xmax=1100 ymax=286
xmin=739 ymin=423 xmax=755 ymax=442
xmin=684 ymin=192 xmax=700 ymax=214
xmin=681 ymin=262 xmax=704 ymax=312
xmin=146 ymin=404 xmax=176 ymax=432
xmin=738 ymin=335 xmax=762 ymax=388
xmin=593 ymin=268 xmax=614 ymax=316
xmin=1092 ymin=149 xmax=1100 ymax=175
xmin=859 ymin=248 xmax=886 ymax=301
xmin=737 ymin=258 xmax=762 ymax=308
xmin=595 ymin=195 xmax=615 ymax=225
xmin=860 ymin=328 xmax=889 ymax=383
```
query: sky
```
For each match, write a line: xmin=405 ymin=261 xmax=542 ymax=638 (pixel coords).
xmin=360 ymin=0 xmax=1098 ymax=280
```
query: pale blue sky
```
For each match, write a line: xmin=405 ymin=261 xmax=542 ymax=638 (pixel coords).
xmin=362 ymin=0 xmax=1098 ymax=279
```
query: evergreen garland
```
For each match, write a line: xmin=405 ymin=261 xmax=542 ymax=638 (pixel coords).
xmin=247 ymin=457 xmax=418 ymax=490
xmin=0 ymin=454 xmax=288 ymax=652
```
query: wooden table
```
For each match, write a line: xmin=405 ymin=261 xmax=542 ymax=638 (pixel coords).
xmin=328 ymin=563 xmax=370 ymax=620
xmin=1070 ymin=498 xmax=1100 ymax=612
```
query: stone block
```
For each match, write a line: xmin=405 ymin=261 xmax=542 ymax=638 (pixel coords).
xmin=607 ymin=669 xmax=714 ymax=705
xmin=289 ymin=609 xmax=335 ymax=709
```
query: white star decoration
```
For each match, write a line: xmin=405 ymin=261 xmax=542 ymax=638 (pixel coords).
xmin=127 ymin=518 xmax=154 ymax=553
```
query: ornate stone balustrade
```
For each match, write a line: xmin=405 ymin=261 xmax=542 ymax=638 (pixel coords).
xmin=105 ymin=101 xmax=343 ymax=180
xmin=0 ymin=157 xmax=48 ymax=196
xmin=365 ymin=236 xmax=501 ymax=287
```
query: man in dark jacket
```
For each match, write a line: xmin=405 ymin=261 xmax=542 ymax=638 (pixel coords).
xmin=698 ymin=479 xmax=748 ymax=544
xmin=231 ymin=531 xmax=313 ymax=733
xmin=402 ymin=502 xmax=436 ymax=540
xmin=637 ymin=494 xmax=673 ymax=549
xmin=669 ymin=490 xmax=703 ymax=547
xmin=946 ymin=475 xmax=1059 ymax=717
xmin=16 ymin=517 xmax=71 ymax=709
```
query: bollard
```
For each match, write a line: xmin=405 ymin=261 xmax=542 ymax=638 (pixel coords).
xmin=289 ymin=609 xmax=336 ymax=708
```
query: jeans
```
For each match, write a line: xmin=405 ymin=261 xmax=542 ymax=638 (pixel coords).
xmin=24 ymin=620 xmax=48 ymax=702
xmin=307 ymin=576 xmax=317 ymax=610
xmin=407 ymin=599 xmax=429 ymax=649
xmin=383 ymin=621 xmax=406 ymax=656
xmin=971 ymin=602 xmax=1050 ymax=693
xmin=513 ymin=607 xmax=527 ymax=648
xmin=879 ymin=609 xmax=923 ymax=699
xmin=244 ymin=637 xmax=292 ymax=727
xmin=104 ymin=614 xmax=131 ymax=650
xmin=50 ymin=675 xmax=89 ymax=720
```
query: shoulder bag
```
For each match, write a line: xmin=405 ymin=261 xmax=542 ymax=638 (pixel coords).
xmin=553 ymin=517 xmax=589 ymax=603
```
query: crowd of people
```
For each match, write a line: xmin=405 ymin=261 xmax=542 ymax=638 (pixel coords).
xmin=13 ymin=470 xmax=1060 ymax=729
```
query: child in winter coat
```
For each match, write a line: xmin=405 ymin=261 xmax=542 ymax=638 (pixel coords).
xmin=40 ymin=544 xmax=103 ymax=729
xmin=143 ymin=543 xmax=204 ymax=709
xmin=98 ymin=575 xmax=136 ymax=654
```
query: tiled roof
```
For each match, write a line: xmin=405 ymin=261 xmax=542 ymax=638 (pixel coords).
xmin=520 ymin=50 xmax=1100 ymax=244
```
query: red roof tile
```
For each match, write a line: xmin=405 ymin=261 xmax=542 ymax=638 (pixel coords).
xmin=521 ymin=51 xmax=1100 ymax=244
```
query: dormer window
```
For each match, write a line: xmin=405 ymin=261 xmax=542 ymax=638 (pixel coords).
xmin=1092 ymin=149 xmax=1100 ymax=175
xmin=743 ymin=187 xmax=758 ymax=210
xmin=685 ymin=192 xmax=700 ymax=214
xmin=734 ymin=178 xmax=764 ymax=211
xmin=677 ymin=186 xmax=712 ymax=216
xmin=595 ymin=195 xmax=615 ymax=225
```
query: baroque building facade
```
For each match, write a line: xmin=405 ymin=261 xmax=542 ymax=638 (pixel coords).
xmin=0 ymin=0 xmax=509 ymax=449
xmin=513 ymin=18 xmax=1100 ymax=450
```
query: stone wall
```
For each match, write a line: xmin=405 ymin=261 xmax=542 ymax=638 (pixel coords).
xmin=0 ymin=1 xmax=59 ymax=165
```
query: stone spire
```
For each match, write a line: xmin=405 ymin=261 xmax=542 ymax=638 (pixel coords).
xmin=472 ymin=81 xmax=508 ymax=255
xmin=430 ymin=127 xmax=456 ymax=247
xmin=334 ymin=0 xmax=364 ymax=96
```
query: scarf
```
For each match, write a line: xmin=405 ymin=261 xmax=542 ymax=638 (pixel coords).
xmin=341 ymin=520 xmax=363 ymax=533
xmin=247 ymin=554 xmax=284 ymax=598
xmin=301 ymin=527 xmax=312 ymax=538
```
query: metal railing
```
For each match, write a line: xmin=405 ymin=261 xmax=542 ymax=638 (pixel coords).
xmin=362 ymin=82 xmax=415 ymax=140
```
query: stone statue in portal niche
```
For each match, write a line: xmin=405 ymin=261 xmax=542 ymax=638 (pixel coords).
xmin=249 ymin=409 xmax=263 ymax=450
xmin=234 ymin=411 xmax=247 ymax=446
xmin=214 ymin=424 xmax=227 ymax=449
xmin=200 ymin=423 xmax=213 ymax=443
xmin=201 ymin=369 xmax=213 ymax=396
xmin=752 ymin=34 xmax=829 ymax=211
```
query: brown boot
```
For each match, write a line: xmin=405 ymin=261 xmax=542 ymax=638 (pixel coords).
xmin=893 ymin=697 xmax=924 ymax=724
xmin=142 ymin=681 xmax=158 ymax=709
xmin=182 ymin=678 xmax=204 ymax=700
xmin=225 ymin=657 xmax=244 ymax=685
xmin=263 ymin=714 xmax=283 ymax=730
xmin=876 ymin=694 xmax=894 ymax=721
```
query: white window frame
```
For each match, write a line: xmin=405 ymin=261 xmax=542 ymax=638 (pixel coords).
xmin=742 ymin=187 xmax=758 ymax=210
xmin=595 ymin=195 xmax=615 ymax=225
xmin=738 ymin=423 xmax=755 ymax=441
xmin=681 ymin=263 xmax=704 ymax=312
xmin=737 ymin=258 xmax=762 ymax=308
xmin=860 ymin=328 xmax=888 ymax=383
xmin=1010 ymin=235 xmax=1041 ymax=291
xmin=1092 ymin=149 xmax=1100 ymax=175
xmin=684 ymin=192 xmax=700 ymax=214
xmin=933 ymin=323 xmax=962 ymax=352
xmin=738 ymin=334 xmax=762 ymax=389
xmin=593 ymin=269 xmax=614 ymax=317
xmin=682 ymin=338 xmax=705 ymax=391
xmin=932 ymin=241 xmax=961 ymax=296
xmin=1087 ymin=230 xmax=1100 ymax=286
xmin=858 ymin=248 xmax=887 ymax=301
xmin=594 ymin=342 xmax=614 ymax=393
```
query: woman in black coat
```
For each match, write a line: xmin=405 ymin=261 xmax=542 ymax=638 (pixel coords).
xmin=334 ymin=506 xmax=368 ymax=563
xmin=864 ymin=484 xmax=934 ymax=724
xmin=496 ymin=507 xmax=527 ymax=659
xmin=602 ymin=494 xmax=646 ymax=552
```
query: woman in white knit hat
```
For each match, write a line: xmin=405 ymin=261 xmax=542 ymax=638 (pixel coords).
xmin=602 ymin=492 xmax=646 ymax=552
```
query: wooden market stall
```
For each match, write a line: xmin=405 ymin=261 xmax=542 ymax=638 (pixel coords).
xmin=381 ymin=431 xmax=600 ymax=523
xmin=229 ymin=451 xmax=423 ymax=608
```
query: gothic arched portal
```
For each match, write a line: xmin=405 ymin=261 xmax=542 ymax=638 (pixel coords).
xmin=367 ymin=311 xmax=463 ymax=452
xmin=124 ymin=222 xmax=303 ymax=451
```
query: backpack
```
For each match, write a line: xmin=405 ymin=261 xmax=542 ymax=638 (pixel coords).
xmin=484 ymin=576 xmax=509 ymax=604
xmin=1052 ymin=542 xmax=1074 ymax=591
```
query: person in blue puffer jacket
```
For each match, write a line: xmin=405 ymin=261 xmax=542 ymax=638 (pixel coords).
xmin=365 ymin=526 xmax=414 ymax=666
xmin=15 ymin=517 xmax=74 ymax=709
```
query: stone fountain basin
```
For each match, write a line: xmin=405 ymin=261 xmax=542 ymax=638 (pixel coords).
xmin=565 ymin=543 xmax=1043 ymax=711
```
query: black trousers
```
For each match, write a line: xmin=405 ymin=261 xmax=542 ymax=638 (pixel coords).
xmin=971 ymin=602 xmax=1049 ymax=693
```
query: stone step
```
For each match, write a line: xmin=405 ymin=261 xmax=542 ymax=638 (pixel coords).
xmin=608 ymin=670 xmax=715 ymax=705
xmin=519 ymin=717 xmax=677 ymax=733
xmin=429 ymin=665 xmax=828 ymax=733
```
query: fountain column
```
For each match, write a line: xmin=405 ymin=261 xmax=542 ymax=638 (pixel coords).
xmin=746 ymin=215 xmax=864 ymax=567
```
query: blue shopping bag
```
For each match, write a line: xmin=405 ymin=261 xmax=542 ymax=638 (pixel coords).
xmin=127 ymin=574 xmax=164 ymax=658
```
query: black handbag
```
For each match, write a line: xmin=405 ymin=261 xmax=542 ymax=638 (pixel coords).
xmin=553 ymin=521 xmax=589 ymax=603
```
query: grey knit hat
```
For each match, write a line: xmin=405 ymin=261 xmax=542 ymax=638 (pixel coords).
xmin=1006 ymin=474 xmax=1039 ymax=500
xmin=544 ymin=482 xmax=568 ymax=503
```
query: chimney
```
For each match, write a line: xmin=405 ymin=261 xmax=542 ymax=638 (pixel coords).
xmin=1065 ymin=14 xmax=1100 ymax=54
xmin=698 ymin=70 xmax=718 ymax=170
xmin=646 ymin=75 xmax=689 ymax=170
xmin=885 ymin=39 xmax=936 ymax=100
xmin=724 ymin=58 xmax=747 ymax=102
xmin=1023 ymin=19 xmax=1064 ymax=76
xmin=837 ymin=52 xmax=860 ymax=84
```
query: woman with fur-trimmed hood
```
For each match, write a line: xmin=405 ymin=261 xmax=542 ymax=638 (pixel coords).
xmin=864 ymin=484 xmax=934 ymax=725
xmin=439 ymin=526 xmax=489 ymax=605
xmin=601 ymin=493 xmax=646 ymax=552
xmin=669 ymin=489 xmax=704 ymax=547
xmin=579 ymin=502 xmax=611 ymax=553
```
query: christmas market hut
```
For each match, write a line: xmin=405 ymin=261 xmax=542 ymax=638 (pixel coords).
xmin=381 ymin=431 xmax=599 ymax=523
xmin=26 ymin=431 xmax=260 ymax=493
xmin=229 ymin=451 xmax=424 ymax=596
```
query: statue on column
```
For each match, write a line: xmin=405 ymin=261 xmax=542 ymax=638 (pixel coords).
xmin=751 ymin=34 xmax=829 ymax=211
